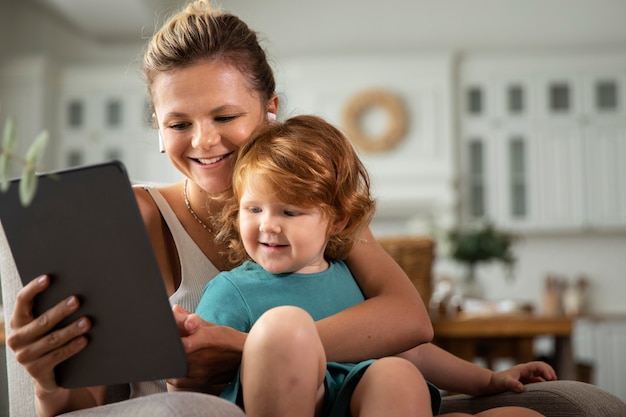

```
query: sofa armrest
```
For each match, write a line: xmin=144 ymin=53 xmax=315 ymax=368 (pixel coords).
xmin=60 ymin=392 xmax=245 ymax=417
xmin=440 ymin=380 xmax=626 ymax=417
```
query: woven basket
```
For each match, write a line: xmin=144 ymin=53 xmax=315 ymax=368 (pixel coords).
xmin=377 ymin=236 xmax=434 ymax=308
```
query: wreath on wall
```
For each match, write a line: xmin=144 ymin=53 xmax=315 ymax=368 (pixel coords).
xmin=342 ymin=89 xmax=409 ymax=153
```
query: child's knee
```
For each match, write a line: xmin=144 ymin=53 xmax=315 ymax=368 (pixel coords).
xmin=373 ymin=356 xmax=424 ymax=377
xmin=247 ymin=306 xmax=321 ymax=356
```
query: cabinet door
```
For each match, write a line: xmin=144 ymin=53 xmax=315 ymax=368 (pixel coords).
xmin=0 ymin=58 xmax=50 ymax=176
xmin=462 ymin=80 xmax=538 ymax=229
xmin=532 ymin=125 xmax=585 ymax=228
xmin=462 ymin=55 xmax=626 ymax=231
xmin=584 ymin=126 xmax=626 ymax=227
xmin=61 ymin=93 xmax=112 ymax=167
xmin=463 ymin=130 xmax=491 ymax=221
xmin=493 ymin=126 xmax=535 ymax=228
xmin=537 ymin=75 xmax=582 ymax=122
xmin=596 ymin=321 xmax=626 ymax=402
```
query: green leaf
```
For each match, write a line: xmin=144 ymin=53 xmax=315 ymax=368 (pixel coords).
xmin=19 ymin=130 xmax=48 ymax=206
xmin=25 ymin=130 xmax=49 ymax=164
xmin=19 ymin=165 xmax=38 ymax=206
xmin=0 ymin=117 xmax=17 ymax=192
xmin=0 ymin=152 xmax=10 ymax=192
xmin=2 ymin=116 xmax=16 ymax=152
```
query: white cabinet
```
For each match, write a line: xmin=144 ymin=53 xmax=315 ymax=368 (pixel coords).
xmin=58 ymin=66 xmax=183 ymax=183
xmin=460 ymin=54 xmax=626 ymax=231
xmin=0 ymin=56 xmax=59 ymax=176
xmin=574 ymin=317 xmax=626 ymax=402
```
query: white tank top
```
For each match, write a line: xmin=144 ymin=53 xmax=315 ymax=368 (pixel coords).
xmin=130 ymin=186 xmax=220 ymax=397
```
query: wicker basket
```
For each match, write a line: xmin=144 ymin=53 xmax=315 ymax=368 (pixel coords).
xmin=377 ymin=236 xmax=434 ymax=308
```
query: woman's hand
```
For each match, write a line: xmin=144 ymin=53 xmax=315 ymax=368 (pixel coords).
xmin=7 ymin=275 xmax=91 ymax=394
xmin=167 ymin=305 xmax=246 ymax=392
xmin=7 ymin=275 xmax=106 ymax=416
xmin=488 ymin=361 xmax=558 ymax=394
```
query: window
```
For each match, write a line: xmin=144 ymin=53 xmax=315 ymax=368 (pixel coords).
xmin=468 ymin=140 xmax=485 ymax=217
xmin=66 ymin=150 xmax=83 ymax=167
xmin=509 ymin=137 xmax=527 ymax=218
xmin=106 ymin=99 xmax=122 ymax=127
xmin=467 ymin=87 xmax=483 ymax=115
xmin=549 ymin=83 xmax=570 ymax=113
xmin=596 ymin=80 xmax=618 ymax=111
xmin=68 ymin=100 xmax=84 ymax=128
xmin=508 ymin=85 xmax=524 ymax=114
xmin=105 ymin=148 xmax=122 ymax=161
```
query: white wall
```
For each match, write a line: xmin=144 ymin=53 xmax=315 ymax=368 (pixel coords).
xmin=435 ymin=233 xmax=626 ymax=315
xmin=225 ymin=0 xmax=626 ymax=58
xmin=2 ymin=0 xmax=626 ymax=313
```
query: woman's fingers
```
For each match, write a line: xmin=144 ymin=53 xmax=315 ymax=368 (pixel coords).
xmin=9 ymin=294 xmax=82 ymax=349
xmin=15 ymin=316 xmax=91 ymax=365
xmin=10 ymin=275 xmax=49 ymax=327
xmin=22 ymin=320 xmax=91 ymax=393
xmin=7 ymin=274 xmax=91 ymax=392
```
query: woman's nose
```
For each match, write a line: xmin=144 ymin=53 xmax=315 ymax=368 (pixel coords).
xmin=191 ymin=124 xmax=220 ymax=149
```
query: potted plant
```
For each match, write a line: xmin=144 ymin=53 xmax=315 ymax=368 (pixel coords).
xmin=448 ymin=222 xmax=517 ymax=298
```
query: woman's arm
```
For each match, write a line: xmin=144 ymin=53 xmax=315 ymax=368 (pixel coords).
xmin=7 ymin=276 xmax=108 ymax=417
xmin=167 ymin=228 xmax=433 ymax=389
xmin=316 ymin=228 xmax=433 ymax=363
xmin=133 ymin=186 xmax=180 ymax=296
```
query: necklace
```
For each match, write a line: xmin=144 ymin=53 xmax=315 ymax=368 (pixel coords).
xmin=183 ymin=179 xmax=214 ymax=234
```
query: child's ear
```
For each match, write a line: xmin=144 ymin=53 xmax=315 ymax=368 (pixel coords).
xmin=332 ymin=215 xmax=349 ymax=234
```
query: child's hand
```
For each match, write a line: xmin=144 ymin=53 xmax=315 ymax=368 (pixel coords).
xmin=489 ymin=361 xmax=558 ymax=393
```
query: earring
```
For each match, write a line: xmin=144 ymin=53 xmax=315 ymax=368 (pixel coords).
xmin=267 ymin=112 xmax=277 ymax=122
xmin=158 ymin=131 xmax=165 ymax=153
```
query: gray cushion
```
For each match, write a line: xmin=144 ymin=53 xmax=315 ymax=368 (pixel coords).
xmin=440 ymin=380 xmax=626 ymax=416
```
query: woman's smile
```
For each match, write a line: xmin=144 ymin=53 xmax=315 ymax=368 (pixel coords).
xmin=191 ymin=152 xmax=234 ymax=167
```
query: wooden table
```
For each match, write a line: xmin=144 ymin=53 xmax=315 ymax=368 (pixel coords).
xmin=432 ymin=314 xmax=575 ymax=380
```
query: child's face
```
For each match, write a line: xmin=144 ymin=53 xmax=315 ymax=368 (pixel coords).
xmin=238 ymin=178 xmax=330 ymax=275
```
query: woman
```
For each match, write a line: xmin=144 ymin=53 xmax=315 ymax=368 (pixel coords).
xmin=7 ymin=1 xmax=432 ymax=415
xmin=8 ymin=1 xmax=557 ymax=416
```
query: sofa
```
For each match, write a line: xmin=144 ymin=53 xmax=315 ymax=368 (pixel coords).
xmin=3 ymin=224 xmax=626 ymax=416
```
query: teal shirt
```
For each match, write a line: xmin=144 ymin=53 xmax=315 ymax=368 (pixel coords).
xmin=196 ymin=260 xmax=370 ymax=417
xmin=195 ymin=260 xmax=441 ymax=417
xmin=196 ymin=260 xmax=365 ymax=331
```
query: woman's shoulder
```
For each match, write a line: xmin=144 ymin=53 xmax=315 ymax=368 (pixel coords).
xmin=133 ymin=186 xmax=161 ymax=228
xmin=132 ymin=183 xmax=181 ymax=227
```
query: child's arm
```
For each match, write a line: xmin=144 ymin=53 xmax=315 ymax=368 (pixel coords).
xmin=398 ymin=342 xmax=557 ymax=396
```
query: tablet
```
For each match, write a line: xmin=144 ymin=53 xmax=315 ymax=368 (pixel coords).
xmin=0 ymin=161 xmax=187 ymax=388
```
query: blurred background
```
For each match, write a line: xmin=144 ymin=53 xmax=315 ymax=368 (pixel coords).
xmin=1 ymin=0 xmax=626 ymax=409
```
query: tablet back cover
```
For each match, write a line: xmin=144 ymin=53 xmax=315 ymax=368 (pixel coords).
xmin=0 ymin=161 xmax=187 ymax=388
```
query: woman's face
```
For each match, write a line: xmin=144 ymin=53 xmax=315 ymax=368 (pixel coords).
xmin=152 ymin=60 xmax=275 ymax=194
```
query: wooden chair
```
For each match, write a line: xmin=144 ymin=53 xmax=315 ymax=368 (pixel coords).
xmin=377 ymin=235 xmax=434 ymax=307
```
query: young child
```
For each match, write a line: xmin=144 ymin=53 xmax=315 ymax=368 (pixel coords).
xmin=192 ymin=115 xmax=546 ymax=417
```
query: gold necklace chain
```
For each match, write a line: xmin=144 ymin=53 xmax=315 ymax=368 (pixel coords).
xmin=183 ymin=179 xmax=214 ymax=234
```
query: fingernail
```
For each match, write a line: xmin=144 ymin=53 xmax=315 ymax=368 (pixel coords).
xmin=66 ymin=297 xmax=77 ymax=308
xmin=77 ymin=318 xmax=87 ymax=329
xmin=37 ymin=276 xmax=47 ymax=285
